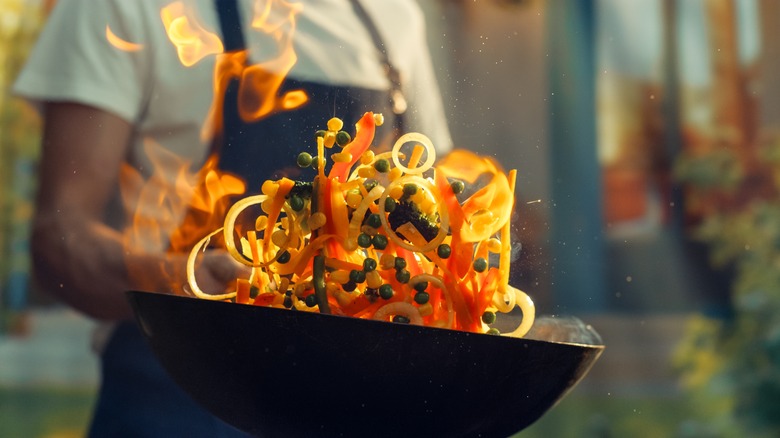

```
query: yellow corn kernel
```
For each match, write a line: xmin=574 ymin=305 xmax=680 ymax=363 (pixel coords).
xmin=308 ymin=212 xmax=327 ymax=230
xmin=360 ymin=150 xmax=375 ymax=165
xmin=373 ymin=113 xmax=384 ymax=126
xmin=388 ymin=167 xmax=402 ymax=182
xmin=331 ymin=152 xmax=353 ymax=163
xmin=326 ymin=281 xmax=340 ymax=295
xmin=366 ymin=270 xmax=383 ymax=289
xmin=418 ymin=303 xmax=433 ymax=317
xmin=271 ymin=229 xmax=288 ymax=247
xmin=324 ymin=131 xmax=336 ymax=148
xmin=345 ymin=190 xmax=363 ymax=209
xmin=357 ymin=166 xmax=376 ymax=179
xmin=411 ymin=190 xmax=427 ymax=205
xmin=261 ymin=180 xmax=279 ymax=197
xmin=261 ymin=198 xmax=274 ymax=214
xmin=329 ymin=270 xmax=351 ymax=284
xmin=255 ymin=215 xmax=268 ymax=231
xmin=389 ymin=184 xmax=404 ymax=199
xmin=327 ymin=117 xmax=344 ymax=132
xmin=487 ymin=238 xmax=502 ymax=253
xmin=379 ymin=252 xmax=396 ymax=270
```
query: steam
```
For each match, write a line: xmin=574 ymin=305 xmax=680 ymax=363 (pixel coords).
xmin=524 ymin=315 xmax=603 ymax=346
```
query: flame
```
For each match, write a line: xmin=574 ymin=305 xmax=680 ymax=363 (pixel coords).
xmin=121 ymin=140 xmax=245 ymax=293
xmin=160 ymin=1 xmax=224 ymax=67
xmin=202 ymin=0 xmax=308 ymax=140
xmin=106 ymin=25 xmax=143 ymax=52
xmin=120 ymin=1 xmax=307 ymax=293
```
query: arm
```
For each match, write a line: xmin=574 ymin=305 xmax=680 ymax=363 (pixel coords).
xmin=32 ymin=102 xmax=242 ymax=321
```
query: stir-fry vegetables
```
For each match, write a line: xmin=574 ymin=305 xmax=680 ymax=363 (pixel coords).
xmin=186 ymin=112 xmax=535 ymax=336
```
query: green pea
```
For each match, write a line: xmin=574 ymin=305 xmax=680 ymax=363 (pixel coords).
xmin=486 ymin=328 xmax=501 ymax=336
xmin=482 ymin=311 xmax=497 ymax=325
xmin=437 ymin=244 xmax=452 ymax=259
xmin=249 ymin=285 xmax=260 ymax=299
xmin=277 ymin=250 xmax=291 ymax=264
xmin=473 ymin=257 xmax=488 ymax=272
xmin=288 ymin=195 xmax=305 ymax=212
xmin=366 ymin=213 xmax=382 ymax=229
xmin=402 ymin=183 xmax=418 ymax=196
xmin=363 ymin=258 xmax=377 ymax=272
xmin=395 ymin=269 xmax=410 ymax=284
xmin=315 ymin=129 xmax=327 ymax=139
xmin=379 ymin=284 xmax=394 ymax=300
xmin=450 ymin=180 xmax=465 ymax=194
xmin=296 ymin=152 xmax=313 ymax=168
xmin=364 ymin=179 xmax=378 ymax=192
xmin=342 ymin=281 xmax=357 ymax=292
xmin=394 ymin=257 xmax=407 ymax=270
xmin=371 ymin=234 xmax=388 ymax=250
xmin=357 ymin=233 xmax=372 ymax=248
xmin=414 ymin=291 xmax=430 ymax=305
xmin=304 ymin=294 xmax=318 ymax=307
xmin=336 ymin=131 xmax=351 ymax=147
xmin=374 ymin=158 xmax=390 ymax=173
xmin=349 ymin=269 xmax=366 ymax=284
xmin=392 ymin=315 xmax=411 ymax=324
xmin=413 ymin=281 xmax=428 ymax=292
xmin=384 ymin=197 xmax=397 ymax=213
xmin=283 ymin=296 xmax=293 ymax=308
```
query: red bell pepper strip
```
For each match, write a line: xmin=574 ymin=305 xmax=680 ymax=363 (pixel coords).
xmin=328 ymin=112 xmax=375 ymax=182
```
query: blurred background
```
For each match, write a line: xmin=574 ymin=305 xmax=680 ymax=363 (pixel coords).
xmin=2 ymin=0 xmax=779 ymax=436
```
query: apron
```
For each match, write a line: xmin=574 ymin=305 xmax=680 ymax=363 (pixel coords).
xmin=89 ymin=1 xmax=402 ymax=436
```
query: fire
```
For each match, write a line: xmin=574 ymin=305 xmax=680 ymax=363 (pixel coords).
xmin=160 ymin=1 xmax=223 ymax=66
xmin=117 ymin=1 xmax=307 ymax=294
xmin=203 ymin=0 xmax=308 ymax=140
xmin=121 ymin=140 xmax=245 ymax=293
xmin=106 ymin=25 xmax=143 ymax=52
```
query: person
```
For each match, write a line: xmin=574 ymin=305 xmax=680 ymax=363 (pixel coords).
xmin=13 ymin=0 xmax=452 ymax=435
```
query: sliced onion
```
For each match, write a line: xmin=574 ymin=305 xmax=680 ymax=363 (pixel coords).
xmin=186 ymin=228 xmax=237 ymax=301
xmin=223 ymin=195 xmax=268 ymax=267
xmin=505 ymin=285 xmax=536 ymax=338
xmin=391 ymin=133 xmax=436 ymax=175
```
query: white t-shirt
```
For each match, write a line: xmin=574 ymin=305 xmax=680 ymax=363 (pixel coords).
xmin=14 ymin=0 xmax=452 ymax=177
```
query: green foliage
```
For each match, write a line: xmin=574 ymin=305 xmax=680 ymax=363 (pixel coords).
xmin=673 ymin=137 xmax=780 ymax=437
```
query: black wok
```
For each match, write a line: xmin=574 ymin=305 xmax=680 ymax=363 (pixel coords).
xmin=127 ymin=290 xmax=603 ymax=437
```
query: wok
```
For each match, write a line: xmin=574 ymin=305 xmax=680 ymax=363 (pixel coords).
xmin=127 ymin=290 xmax=603 ymax=437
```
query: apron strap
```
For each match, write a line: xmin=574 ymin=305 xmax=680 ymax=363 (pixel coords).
xmin=215 ymin=0 xmax=246 ymax=53
xmin=348 ymin=0 xmax=408 ymax=132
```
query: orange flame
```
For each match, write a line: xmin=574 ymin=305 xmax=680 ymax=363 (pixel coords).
xmin=160 ymin=1 xmax=224 ymax=67
xmin=121 ymin=140 xmax=245 ymax=293
xmin=202 ymin=0 xmax=308 ymax=141
xmin=106 ymin=25 xmax=143 ymax=52
xmin=120 ymin=1 xmax=307 ymax=293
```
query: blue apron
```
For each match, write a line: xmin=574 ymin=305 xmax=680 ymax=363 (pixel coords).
xmin=88 ymin=1 xmax=401 ymax=436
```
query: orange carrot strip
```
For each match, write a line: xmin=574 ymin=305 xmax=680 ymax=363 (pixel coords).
xmin=236 ymin=278 xmax=251 ymax=304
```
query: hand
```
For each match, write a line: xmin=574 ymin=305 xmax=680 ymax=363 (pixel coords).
xmin=193 ymin=249 xmax=253 ymax=295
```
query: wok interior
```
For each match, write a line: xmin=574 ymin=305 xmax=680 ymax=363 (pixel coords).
xmin=127 ymin=290 xmax=603 ymax=437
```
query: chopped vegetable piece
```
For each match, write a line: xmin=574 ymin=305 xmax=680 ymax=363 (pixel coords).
xmin=185 ymin=112 xmax=535 ymax=337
